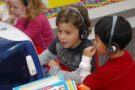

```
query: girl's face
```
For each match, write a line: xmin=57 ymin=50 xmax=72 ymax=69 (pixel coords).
xmin=9 ymin=0 xmax=25 ymax=17
xmin=57 ymin=22 xmax=81 ymax=49
xmin=94 ymin=35 xmax=107 ymax=55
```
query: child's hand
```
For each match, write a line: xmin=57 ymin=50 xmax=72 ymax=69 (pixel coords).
xmin=18 ymin=8 xmax=26 ymax=19
xmin=83 ymin=46 xmax=96 ymax=57
xmin=48 ymin=60 xmax=58 ymax=67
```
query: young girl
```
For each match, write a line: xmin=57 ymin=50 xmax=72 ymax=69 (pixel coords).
xmin=8 ymin=0 xmax=54 ymax=50
xmin=79 ymin=16 xmax=135 ymax=90
xmin=39 ymin=5 xmax=96 ymax=84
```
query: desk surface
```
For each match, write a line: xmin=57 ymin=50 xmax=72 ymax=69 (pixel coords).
xmin=49 ymin=0 xmax=135 ymax=29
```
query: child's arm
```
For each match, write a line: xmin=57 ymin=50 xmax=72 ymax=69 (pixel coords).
xmin=79 ymin=55 xmax=92 ymax=82
xmin=49 ymin=66 xmax=82 ymax=84
xmin=48 ymin=46 xmax=96 ymax=84
xmin=79 ymin=46 xmax=96 ymax=82
xmin=48 ymin=60 xmax=82 ymax=84
xmin=15 ymin=14 xmax=49 ymax=39
xmin=49 ymin=47 xmax=95 ymax=84
xmin=15 ymin=18 xmax=42 ymax=39
xmin=38 ymin=49 xmax=57 ymax=66
xmin=15 ymin=8 xmax=27 ymax=31
xmin=39 ymin=38 xmax=58 ymax=66
xmin=15 ymin=18 xmax=27 ymax=31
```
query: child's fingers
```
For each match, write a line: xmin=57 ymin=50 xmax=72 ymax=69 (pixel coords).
xmin=90 ymin=46 xmax=96 ymax=56
xmin=83 ymin=46 xmax=96 ymax=57
xmin=18 ymin=8 xmax=26 ymax=18
xmin=48 ymin=60 xmax=58 ymax=67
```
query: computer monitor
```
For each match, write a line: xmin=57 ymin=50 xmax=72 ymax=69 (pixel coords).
xmin=0 ymin=22 xmax=44 ymax=89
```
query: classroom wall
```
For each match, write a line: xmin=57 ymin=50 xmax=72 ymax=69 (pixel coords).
xmin=127 ymin=28 xmax=135 ymax=59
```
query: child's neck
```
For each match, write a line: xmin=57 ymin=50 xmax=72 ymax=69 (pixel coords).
xmin=109 ymin=50 xmax=124 ymax=59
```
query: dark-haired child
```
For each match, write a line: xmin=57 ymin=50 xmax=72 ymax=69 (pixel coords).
xmin=39 ymin=5 xmax=96 ymax=84
xmin=79 ymin=16 xmax=135 ymax=90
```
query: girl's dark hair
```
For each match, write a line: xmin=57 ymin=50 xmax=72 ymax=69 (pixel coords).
xmin=95 ymin=16 xmax=132 ymax=50
xmin=56 ymin=5 xmax=92 ymax=38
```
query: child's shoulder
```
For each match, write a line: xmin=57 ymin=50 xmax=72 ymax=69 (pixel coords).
xmin=36 ymin=13 xmax=48 ymax=22
xmin=37 ymin=13 xmax=46 ymax=18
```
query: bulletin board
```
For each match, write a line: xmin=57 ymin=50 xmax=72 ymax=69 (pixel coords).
xmin=45 ymin=0 xmax=124 ymax=18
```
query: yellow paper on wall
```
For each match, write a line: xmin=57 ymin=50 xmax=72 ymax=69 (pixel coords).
xmin=46 ymin=0 xmax=80 ymax=9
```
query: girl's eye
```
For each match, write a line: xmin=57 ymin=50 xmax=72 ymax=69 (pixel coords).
xmin=11 ymin=6 xmax=16 ymax=9
xmin=14 ymin=6 xmax=18 ymax=9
